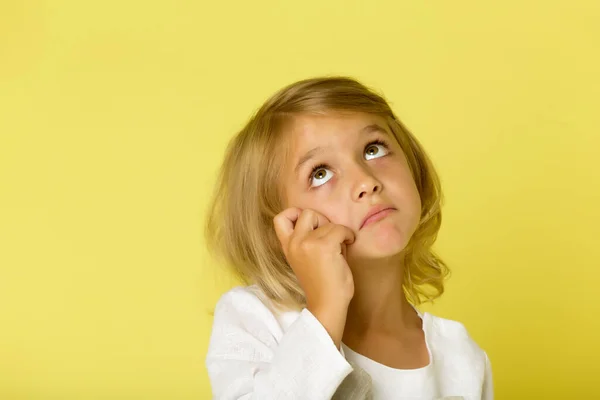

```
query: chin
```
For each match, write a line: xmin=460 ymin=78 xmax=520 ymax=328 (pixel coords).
xmin=348 ymin=226 xmax=412 ymax=261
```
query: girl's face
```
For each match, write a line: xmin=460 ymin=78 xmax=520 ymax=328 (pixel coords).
xmin=281 ymin=111 xmax=422 ymax=262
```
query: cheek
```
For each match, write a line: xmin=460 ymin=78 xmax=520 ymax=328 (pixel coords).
xmin=401 ymin=175 xmax=421 ymax=208
xmin=383 ymin=168 xmax=422 ymax=213
xmin=311 ymin=201 xmax=346 ymax=224
xmin=292 ymin=192 xmax=349 ymax=225
xmin=319 ymin=204 xmax=348 ymax=225
xmin=404 ymin=184 xmax=422 ymax=226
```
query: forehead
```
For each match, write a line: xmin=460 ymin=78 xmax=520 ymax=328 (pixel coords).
xmin=286 ymin=111 xmax=389 ymax=150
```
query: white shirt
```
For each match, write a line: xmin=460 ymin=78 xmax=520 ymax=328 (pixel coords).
xmin=206 ymin=285 xmax=493 ymax=399
xmin=341 ymin=342 xmax=437 ymax=399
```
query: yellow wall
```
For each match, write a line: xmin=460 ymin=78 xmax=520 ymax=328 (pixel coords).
xmin=1 ymin=0 xmax=599 ymax=398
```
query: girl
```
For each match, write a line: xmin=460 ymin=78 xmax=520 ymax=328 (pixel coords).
xmin=204 ymin=77 xmax=493 ymax=399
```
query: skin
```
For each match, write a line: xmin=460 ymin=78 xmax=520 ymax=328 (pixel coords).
xmin=273 ymin=111 xmax=430 ymax=369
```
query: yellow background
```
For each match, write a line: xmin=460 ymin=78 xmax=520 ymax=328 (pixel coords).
xmin=1 ymin=0 xmax=599 ymax=398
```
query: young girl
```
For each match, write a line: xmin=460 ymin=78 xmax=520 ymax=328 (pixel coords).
xmin=204 ymin=77 xmax=493 ymax=399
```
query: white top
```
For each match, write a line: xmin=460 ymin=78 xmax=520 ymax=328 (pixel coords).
xmin=342 ymin=344 xmax=436 ymax=399
xmin=339 ymin=307 xmax=435 ymax=400
xmin=206 ymin=285 xmax=493 ymax=399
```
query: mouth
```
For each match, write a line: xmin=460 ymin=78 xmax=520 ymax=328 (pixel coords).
xmin=360 ymin=206 xmax=396 ymax=229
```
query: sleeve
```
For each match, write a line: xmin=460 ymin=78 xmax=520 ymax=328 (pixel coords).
xmin=482 ymin=351 xmax=494 ymax=400
xmin=206 ymin=288 xmax=354 ymax=400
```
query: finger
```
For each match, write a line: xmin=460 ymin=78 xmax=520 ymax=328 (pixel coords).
xmin=294 ymin=209 xmax=330 ymax=235
xmin=314 ymin=222 xmax=356 ymax=244
xmin=273 ymin=207 xmax=302 ymax=246
xmin=325 ymin=224 xmax=356 ymax=246
xmin=312 ymin=221 xmax=337 ymax=238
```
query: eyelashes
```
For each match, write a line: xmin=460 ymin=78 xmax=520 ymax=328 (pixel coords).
xmin=309 ymin=163 xmax=329 ymax=180
xmin=308 ymin=139 xmax=391 ymax=185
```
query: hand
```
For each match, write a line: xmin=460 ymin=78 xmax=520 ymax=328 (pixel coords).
xmin=273 ymin=208 xmax=355 ymax=347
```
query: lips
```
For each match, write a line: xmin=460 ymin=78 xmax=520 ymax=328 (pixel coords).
xmin=360 ymin=204 xmax=396 ymax=229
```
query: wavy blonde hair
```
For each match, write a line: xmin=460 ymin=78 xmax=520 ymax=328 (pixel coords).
xmin=205 ymin=76 xmax=449 ymax=311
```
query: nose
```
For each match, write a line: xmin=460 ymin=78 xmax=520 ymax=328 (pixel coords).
xmin=352 ymin=167 xmax=382 ymax=201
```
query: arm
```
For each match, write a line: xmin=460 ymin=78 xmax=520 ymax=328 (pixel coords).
xmin=206 ymin=289 xmax=354 ymax=400
xmin=482 ymin=352 xmax=494 ymax=400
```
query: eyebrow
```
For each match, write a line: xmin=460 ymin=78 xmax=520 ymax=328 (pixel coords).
xmin=293 ymin=123 xmax=389 ymax=175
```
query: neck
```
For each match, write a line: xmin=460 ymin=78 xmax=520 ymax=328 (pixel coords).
xmin=343 ymin=252 xmax=420 ymax=339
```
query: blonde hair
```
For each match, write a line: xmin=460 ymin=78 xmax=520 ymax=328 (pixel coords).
xmin=205 ymin=76 xmax=449 ymax=311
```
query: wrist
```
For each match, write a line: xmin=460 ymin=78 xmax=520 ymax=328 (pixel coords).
xmin=308 ymin=302 xmax=349 ymax=348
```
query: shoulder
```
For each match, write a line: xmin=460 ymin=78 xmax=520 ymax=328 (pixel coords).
xmin=212 ymin=285 xmax=299 ymax=339
xmin=424 ymin=312 xmax=489 ymax=366
xmin=213 ymin=284 xmax=282 ymax=323
xmin=422 ymin=312 xmax=493 ymax=394
xmin=208 ymin=285 xmax=290 ymax=361
xmin=214 ymin=284 xmax=270 ymax=313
